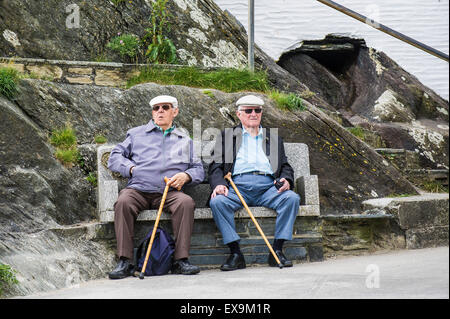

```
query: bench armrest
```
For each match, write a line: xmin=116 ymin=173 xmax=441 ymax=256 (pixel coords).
xmin=296 ymin=175 xmax=320 ymax=206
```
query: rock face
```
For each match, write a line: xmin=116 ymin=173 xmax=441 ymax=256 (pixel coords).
xmin=0 ymin=95 xmax=115 ymax=297
xmin=278 ymin=35 xmax=449 ymax=170
xmin=0 ymin=0 xmax=325 ymax=103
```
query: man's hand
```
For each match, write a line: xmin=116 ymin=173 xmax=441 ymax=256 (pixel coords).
xmin=167 ymin=172 xmax=191 ymax=190
xmin=211 ymin=185 xmax=228 ymax=198
xmin=274 ymin=178 xmax=290 ymax=193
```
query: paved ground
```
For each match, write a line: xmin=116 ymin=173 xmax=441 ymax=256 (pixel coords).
xmin=19 ymin=247 xmax=448 ymax=299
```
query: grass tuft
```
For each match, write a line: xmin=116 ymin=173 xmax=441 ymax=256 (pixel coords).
xmin=0 ymin=67 xmax=20 ymax=100
xmin=127 ymin=66 xmax=270 ymax=93
xmin=49 ymin=124 xmax=79 ymax=167
xmin=268 ymin=90 xmax=305 ymax=111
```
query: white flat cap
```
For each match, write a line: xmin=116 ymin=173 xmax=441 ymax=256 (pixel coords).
xmin=236 ymin=95 xmax=264 ymax=108
xmin=149 ymin=95 xmax=178 ymax=108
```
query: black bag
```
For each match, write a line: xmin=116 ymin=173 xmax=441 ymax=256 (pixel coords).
xmin=133 ymin=227 xmax=175 ymax=276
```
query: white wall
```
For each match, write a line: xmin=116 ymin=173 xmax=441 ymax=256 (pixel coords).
xmin=214 ymin=0 xmax=449 ymax=100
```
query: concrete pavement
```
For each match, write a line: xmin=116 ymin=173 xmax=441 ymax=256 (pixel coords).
xmin=18 ymin=247 xmax=449 ymax=299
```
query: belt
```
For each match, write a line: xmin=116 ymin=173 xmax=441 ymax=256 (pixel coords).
xmin=232 ymin=171 xmax=273 ymax=177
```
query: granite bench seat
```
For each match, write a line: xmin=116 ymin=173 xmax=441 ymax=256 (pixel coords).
xmin=97 ymin=142 xmax=320 ymax=221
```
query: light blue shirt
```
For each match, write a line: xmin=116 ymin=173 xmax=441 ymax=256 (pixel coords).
xmin=233 ymin=126 xmax=273 ymax=175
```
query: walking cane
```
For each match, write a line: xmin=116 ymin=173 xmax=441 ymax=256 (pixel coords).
xmin=224 ymin=173 xmax=283 ymax=269
xmin=139 ymin=177 xmax=171 ymax=279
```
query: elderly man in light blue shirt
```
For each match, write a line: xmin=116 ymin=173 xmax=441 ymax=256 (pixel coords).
xmin=209 ymin=95 xmax=300 ymax=271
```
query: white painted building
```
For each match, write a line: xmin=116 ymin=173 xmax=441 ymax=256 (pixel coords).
xmin=214 ymin=0 xmax=449 ymax=100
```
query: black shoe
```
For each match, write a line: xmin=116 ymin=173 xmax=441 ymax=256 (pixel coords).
xmin=108 ymin=258 xmax=135 ymax=279
xmin=172 ymin=259 xmax=200 ymax=275
xmin=268 ymin=250 xmax=293 ymax=267
xmin=220 ymin=253 xmax=246 ymax=271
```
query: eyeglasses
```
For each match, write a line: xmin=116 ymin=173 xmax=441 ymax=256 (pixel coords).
xmin=152 ymin=104 xmax=172 ymax=112
xmin=240 ymin=108 xmax=262 ymax=114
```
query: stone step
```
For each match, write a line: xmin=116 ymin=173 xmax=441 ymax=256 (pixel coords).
xmin=189 ymin=235 xmax=323 ymax=267
xmin=362 ymin=193 xmax=449 ymax=249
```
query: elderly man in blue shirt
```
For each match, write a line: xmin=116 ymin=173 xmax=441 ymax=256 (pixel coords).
xmin=107 ymin=95 xmax=204 ymax=279
xmin=208 ymin=95 xmax=300 ymax=271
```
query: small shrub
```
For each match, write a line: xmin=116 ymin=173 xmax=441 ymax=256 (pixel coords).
xmin=269 ymin=90 xmax=305 ymax=111
xmin=86 ymin=172 xmax=98 ymax=187
xmin=50 ymin=123 xmax=79 ymax=167
xmin=106 ymin=34 xmax=141 ymax=62
xmin=0 ymin=67 xmax=20 ymax=100
xmin=50 ymin=125 xmax=77 ymax=149
xmin=346 ymin=126 xmax=366 ymax=139
xmin=54 ymin=148 xmax=79 ymax=167
xmin=143 ymin=0 xmax=177 ymax=64
xmin=145 ymin=35 xmax=177 ymax=64
xmin=0 ymin=263 xmax=19 ymax=297
xmin=94 ymin=135 xmax=107 ymax=144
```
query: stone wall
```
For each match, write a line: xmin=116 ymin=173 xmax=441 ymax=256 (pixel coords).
xmin=0 ymin=57 xmax=206 ymax=88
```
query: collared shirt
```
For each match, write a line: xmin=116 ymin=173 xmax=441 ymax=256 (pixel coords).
xmin=232 ymin=126 xmax=273 ymax=176
xmin=153 ymin=120 xmax=175 ymax=136
xmin=107 ymin=120 xmax=204 ymax=193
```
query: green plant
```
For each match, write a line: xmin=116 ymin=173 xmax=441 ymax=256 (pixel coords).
xmin=143 ymin=0 xmax=177 ymax=64
xmin=346 ymin=126 xmax=366 ymax=139
xmin=421 ymin=181 xmax=449 ymax=193
xmin=128 ymin=66 xmax=270 ymax=93
xmin=202 ymin=89 xmax=214 ymax=98
xmin=0 ymin=67 xmax=20 ymax=100
xmin=86 ymin=172 xmax=98 ymax=187
xmin=94 ymin=134 xmax=107 ymax=144
xmin=269 ymin=90 xmax=305 ymax=111
xmin=50 ymin=123 xmax=79 ymax=167
xmin=0 ymin=263 xmax=19 ymax=297
xmin=106 ymin=34 xmax=141 ymax=62
xmin=50 ymin=125 xmax=77 ymax=149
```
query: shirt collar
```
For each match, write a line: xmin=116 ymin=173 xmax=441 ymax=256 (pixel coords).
xmin=146 ymin=120 xmax=187 ymax=137
xmin=242 ymin=125 xmax=263 ymax=137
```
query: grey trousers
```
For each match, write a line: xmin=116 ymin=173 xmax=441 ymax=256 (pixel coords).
xmin=114 ymin=188 xmax=195 ymax=260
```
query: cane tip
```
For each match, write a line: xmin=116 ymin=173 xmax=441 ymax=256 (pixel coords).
xmin=278 ymin=264 xmax=283 ymax=269
xmin=139 ymin=273 xmax=145 ymax=280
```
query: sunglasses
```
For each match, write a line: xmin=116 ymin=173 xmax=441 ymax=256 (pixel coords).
xmin=152 ymin=104 xmax=172 ymax=112
xmin=240 ymin=108 xmax=262 ymax=114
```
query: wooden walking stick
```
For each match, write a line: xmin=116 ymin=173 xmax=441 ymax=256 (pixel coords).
xmin=224 ymin=172 xmax=283 ymax=269
xmin=139 ymin=177 xmax=171 ymax=279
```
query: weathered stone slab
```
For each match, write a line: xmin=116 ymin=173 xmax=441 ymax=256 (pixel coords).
xmin=66 ymin=76 xmax=93 ymax=84
xmin=94 ymin=69 xmax=126 ymax=87
xmin=68 ymin=67 xmax=93 ymax=75
xmin=0 ymin=62 xmax=24 ymax=72
xmin=26 ymin=64 xmax=63 ymax=79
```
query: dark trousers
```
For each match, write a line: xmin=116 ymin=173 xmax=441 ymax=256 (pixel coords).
xmin=114 ymin=188 xmax=195 ymax=261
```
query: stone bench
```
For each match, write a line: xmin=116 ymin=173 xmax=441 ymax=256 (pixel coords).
xmin=97 ymin=142 xmax=322 ymax=266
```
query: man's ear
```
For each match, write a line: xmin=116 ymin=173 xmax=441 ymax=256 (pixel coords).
xmin=173 ymin=107 xmax=179 ymax=117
